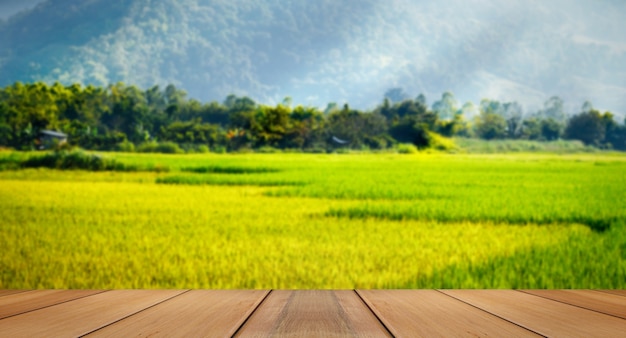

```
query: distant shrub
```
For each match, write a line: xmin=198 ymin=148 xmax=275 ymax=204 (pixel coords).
xmin=182 ymin=165 xmax=279 ymax=174
xmin=55 ymin=141 xmax=75 ymax=151
xmin=157 ymin=174 xmax=301 ymax=187
xmin=136 ymin=141 xmax=158 ymax=153
xmin=137 ymin=141 xmax=184 ymax=154
xmin=0 ymin=153 xmax=23 ymax=170
xmin=304 ymin=147 xmax=328 ymax=154
xmin=233 ymin=147 xmax=254 ymax=154
xmin=396 ymin=143 xmax=419 ymax=154
xmin=195 ymin=145 xmax=210 ymax=153
xmin=454 ymin=138 xmax=596 ymax=153
xmin=333 ymin=148 xmax=352 ymax=154
xmin=155 ymin=142 xmax=184 ymax=154
xmin=115 ymin=140 xmax=135 ymax=152
xmin=427 ymin=132 xmax=457 ymax=151
xmin=21 ymin=150 xmax=135 ymax=171
xmin=145 ymin=163 xmax=170 ymax=173
xmin=282 ymin=148 xmax=302 ymax=153
xmin=256 ymin=146 xmax=281 ymax=153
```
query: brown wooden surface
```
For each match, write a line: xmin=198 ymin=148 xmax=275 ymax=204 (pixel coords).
xmin=0 ymin=290 xmax=28 ymax=297
xmin=442 ymin=289 xmax=626 ymax=338
xmin=0 ymin=290 xmax=184 ymax=338
xmin=598 ymin=290 xmax=626 ymax=297
xmin=234 ymin=290 xmax=392 ymax=337
xmin=357 ymin=290 xmax=540 ymax=337
xmin=0 ymin=290 xmax=624 ymax=337
xmin=0 ymin=289 xmax=104 ymax=319
xmin=87 ymin=290 xmax=269 ymax=337
xmin=521 ymin=289 xmax=626 ymax=319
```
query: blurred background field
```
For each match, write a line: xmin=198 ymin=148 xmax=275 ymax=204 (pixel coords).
xmin=1 ymin=151 xmax=625 ymax=289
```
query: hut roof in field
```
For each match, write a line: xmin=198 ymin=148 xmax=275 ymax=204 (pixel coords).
xmin=332 ymin=136 xmax=349 ymax=144
xmin=40 ymin=130 xmax=67 ymax=138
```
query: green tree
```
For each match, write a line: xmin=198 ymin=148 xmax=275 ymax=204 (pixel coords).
xmin=436 ymin=114 xmax=469 ymax=137
xmin=224 ymin=94 xmax=256 ymax=114
xmin=564 ymin=109 xmax=605 ymax=146
xmin=159 ymin=119 xmax=225 ymax=147
xmin=540 ymin=118 xmax=562 ymax=141
xmin=249 ymin=104 xmax=291 ymax=147
xmin=284 ymin=105 xmax=326 ymax=149
xmin=164 ymin=84 xmax=187 ymax=106
xmin=606 ymin=123 xmax=626 ymax=150
xmin=145 ymin=85 xmax=166 ymax=110
xmin=327 ymin=104 xmax=387 ymax=149
xmin=375 ymin=96 xmax=434 ymax=128
xmin=601 ymin=112 xmax=624 ymax=150
xmin=0 ymin=82 xmax=62 ymax=148
xmin=432 ymin=91 xmax=458 ymax=120
xmin=520 ymin=117 xmax=541 ymax=140
xmin=538 ymin=96 xmax=567 ymax=124
xmin=474 ymin=107 xmax=507 ymax=140
xmin=102 ymin=83 xmax=149 ymax=143
xmin=197 ymin=101 xmax=229 ymax=126
xmin=478 ymin=99 xmax=524 ymax=138
xmin=384 ymin=87 xmax=409 ymax=104
xmin=389 ymin=121 xmax=430 ymax=148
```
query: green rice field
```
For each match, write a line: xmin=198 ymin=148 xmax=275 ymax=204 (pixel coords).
xmin=1 ymin=151 xmax=625 ymax=289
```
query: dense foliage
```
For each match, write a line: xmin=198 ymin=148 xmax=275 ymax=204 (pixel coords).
xmin=1 ymin=82 xmax=625 ymax=152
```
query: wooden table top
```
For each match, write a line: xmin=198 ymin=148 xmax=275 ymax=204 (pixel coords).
xmin=0 ymin=289 xmax=624 ymax=337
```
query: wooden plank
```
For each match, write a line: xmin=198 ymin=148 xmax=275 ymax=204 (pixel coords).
xmin=0 ymin=290 xmax=28 ymax=297
xmin=234 ymin=290 xmax=392 ymax=337
xmin=597 ymin=290 xmax=626 ymax=297
xmin=442 ymin=290 xmax=626 ymax=337
xmin=0 ymin=289 xmax=105 ymax=319
xmin=86 ymin=290 xmax=269 ymax=337
xmin=357 ymin=290 xmax=540 ymax=337
xmin=0 ymin=289 xmax=185 ymax=338
xmin=521 ymin=290 xmax=626 ymax=319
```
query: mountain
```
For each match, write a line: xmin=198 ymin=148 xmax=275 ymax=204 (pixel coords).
xmin=1 ymin=0 xmax=625 ymax=117
xmin=0 ymin=0 xmax=43 ymax=19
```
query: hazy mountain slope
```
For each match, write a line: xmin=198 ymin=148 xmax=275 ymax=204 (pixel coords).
xmin=0 ymin=0 xmax=44 ymax=19
xmin=1 ymin=0 xmax=625 ymax=116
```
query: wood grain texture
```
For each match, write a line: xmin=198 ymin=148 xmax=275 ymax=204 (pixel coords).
xmin=86 ymin=290 xmax=269 ymax=337
xmin=442 ymin=289 xmax=626 ymax=338
xmin=234 ymin=290 xmax=392 ymax=337
xmin=521 ymin=290 xmax=626 ymax=319
xmin=597 ymin=290 xmax=626 ymax=297
xmin=0 ymin=289 xmax=185 ymax=338
xmin=0 ymin=289 xmax=105 ymax=319
xmin=0 ymin=290 xmax=28 ymax=297
xmin=357 ymin=289 xmax=540 ymax=337
xmin=1 ymin=290 xmax=625 ymax=337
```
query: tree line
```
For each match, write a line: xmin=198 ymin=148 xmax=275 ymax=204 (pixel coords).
xmin=1 ymin=82 xmax=625 ymax=152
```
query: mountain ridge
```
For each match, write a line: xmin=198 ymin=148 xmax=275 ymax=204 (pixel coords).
xmin=1 ymin=0 xmax=625 ymax=117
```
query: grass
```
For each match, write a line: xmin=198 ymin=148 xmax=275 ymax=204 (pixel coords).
xmin=156 ymin=174 xmax=304 ymax=187
xmin=453 ymin=138 xmax=596 ymax=153
xmin=1 ymin=151 xmax=625 ymax=288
